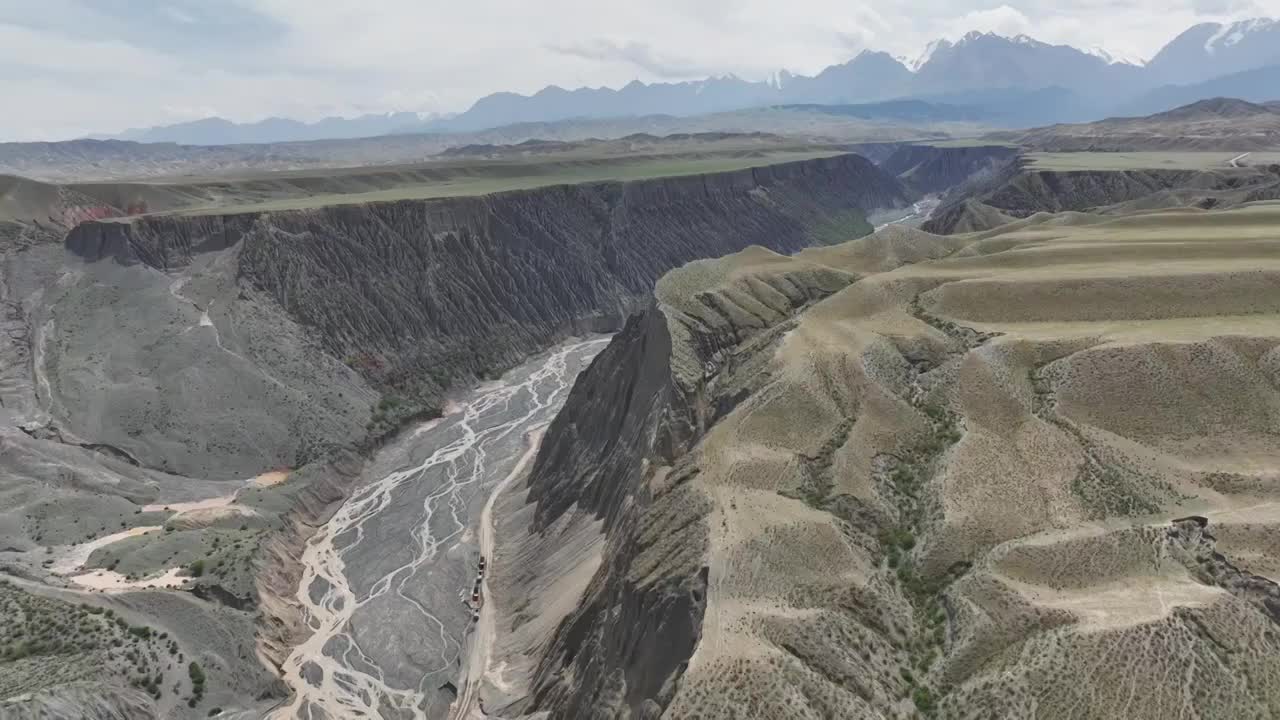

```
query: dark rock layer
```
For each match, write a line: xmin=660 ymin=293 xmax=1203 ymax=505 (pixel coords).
xmin=66 ymin=154 xmax=908 ymax=420
xmin=515 ymin=253 xmax=849 ymax=718
xmin=520 ymin=309 xmax=702 ymax=719
xmin=880 ymin=144 xmax=1020 ymax=195
xmin=924 ymin=164 xmax=1280 ymax=234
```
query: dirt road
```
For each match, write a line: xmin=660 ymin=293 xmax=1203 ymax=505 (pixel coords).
xmin=451 ymin=425 xmax=549 ymax=719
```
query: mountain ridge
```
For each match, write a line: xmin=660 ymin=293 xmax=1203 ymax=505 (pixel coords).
xmin=60 ymin=17 xmax=1280 ymax=145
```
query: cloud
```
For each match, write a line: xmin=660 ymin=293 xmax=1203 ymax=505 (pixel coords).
xmin=1 ymin=0 xmax=1279 ymax=140
xmin=944 ymin=5 xmax=1034 ymax=38
xmin=548 ymin=40 xmax=718 ymax=79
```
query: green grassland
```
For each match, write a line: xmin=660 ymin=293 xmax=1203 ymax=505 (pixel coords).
xmin=919 ymin=138 xmax=1020 ymax=149
xmin=174 ymin=149 xmax=847 ymax=215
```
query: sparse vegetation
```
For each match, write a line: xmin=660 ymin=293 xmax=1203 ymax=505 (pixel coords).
xmin=188 ymin=660 xmax=207 ymax=706
xmin=0 ymin=583 xmax=174 ymax=701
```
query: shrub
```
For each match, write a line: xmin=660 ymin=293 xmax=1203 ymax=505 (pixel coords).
xmin=913 ymin=686 xmax=936 ymax=715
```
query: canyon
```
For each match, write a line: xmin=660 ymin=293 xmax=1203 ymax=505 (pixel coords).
xmin=3 ymin=95 xmax=1280 ymax=719
xmin=0 ymin=152 xmax=909 ymax=718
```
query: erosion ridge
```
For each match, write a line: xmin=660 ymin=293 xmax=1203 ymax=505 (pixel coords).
xmin=923 ymin=159 xmax=1280 ymax=234
xmin=486 ymin=207 xmax=1280 ymax=718
xmin=879 ymin=144 xmax=1019 ymax=195
xmin=481 ymin=227 xmax=965 ymax=717
xmin=65 ymin=153 xmax=909 ymax=428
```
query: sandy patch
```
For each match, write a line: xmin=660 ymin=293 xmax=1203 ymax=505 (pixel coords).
xmin=411 ymin=401 xmax=466 ymax=438
xmin=251 ymin=469 xmax=291 ymax=488
xmin=1007 ymin=575 xmax=1225 ymax=631
xmin=70 ymin=567 xmax=189 ymax=592
xmin=168 ymin=505 xmax=261 ymax=530
xmin=50 ymin=526 xmax=163 ymax=575
xmin=142 ymin=494 xmax=235 ymax=514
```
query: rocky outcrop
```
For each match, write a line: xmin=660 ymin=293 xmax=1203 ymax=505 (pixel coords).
xmin=66 ymin=154 xmax=908 ymax=423
xmin=518 ymin=309 xmax=701 ymax=719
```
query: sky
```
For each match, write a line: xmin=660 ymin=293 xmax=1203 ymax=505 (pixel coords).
xmin=1 ymin=0 xmax=1278 ymax=141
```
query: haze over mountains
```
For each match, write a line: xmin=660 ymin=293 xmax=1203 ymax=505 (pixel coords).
xmin=93 ymin=112 xmax=438 ymax=146
xmin=87 ymin=18 xmax=1280 ymax=146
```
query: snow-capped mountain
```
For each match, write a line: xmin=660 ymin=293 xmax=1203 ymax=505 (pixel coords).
xmin=910 ymin=39 xmax=948 ymax=72
xmin=107 ymin=18 xmax=1280 ymax=141
xmin=906 ymin=31 xmax=1146 ymax=101
xmin=1084 ymin=46 xmax=1147 ymax=66
xmin=1147 ymin=18 xmax=1280 ymax=84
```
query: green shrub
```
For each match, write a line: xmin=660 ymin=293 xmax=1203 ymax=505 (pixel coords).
xmin=913 ymin=686 xmax=936 ymax=714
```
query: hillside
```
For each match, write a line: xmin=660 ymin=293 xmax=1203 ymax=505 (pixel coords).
xmin=482 ymin=204 xmax=1280 ymax=718
xmin=0 ymin=146 xmax=858 ymax=250
xmin=996 ymin=97 xmax=1280 ymax=151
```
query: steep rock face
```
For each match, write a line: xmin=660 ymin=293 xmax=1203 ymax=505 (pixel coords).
xmin=508 ymin=245 xmax=893 ymax=718
xmin=880 ymin=144 xmax=1020 ymax=195
xmin=67 ymin=154 xmax=908 ymax=424
xmin=520 ymin=309 xmax=701 ymax=719
xmin=924 ymin=165 xmax=1280 ymax=234
xmin=982 ymin=168 xmax=1239 ymax=216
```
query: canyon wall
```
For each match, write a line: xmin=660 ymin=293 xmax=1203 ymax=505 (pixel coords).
xmin=924 ymin=164 xmax=1280 ymax=234
xmin=66 ymin=154 xmax=909 ymax=430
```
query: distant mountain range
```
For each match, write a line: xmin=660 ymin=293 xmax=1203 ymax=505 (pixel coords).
xmin=998 ymin=96 xmax=1280 ymax=151
xmin=1118 ymin=64 xmax=1280 ymax=117
xmin=91 ymin=111 xmax=440 ymax=145
xmin=94 ymin=18 xmax=1280 ymax=145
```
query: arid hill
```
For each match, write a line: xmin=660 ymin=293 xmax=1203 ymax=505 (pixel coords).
xmin=486 ymin=204 xmax=1280 ymax=719
xmin=436 ymin=131 xmax=795 ymax=159
xmin=995 ymin=97 xmax=1280 ymax=151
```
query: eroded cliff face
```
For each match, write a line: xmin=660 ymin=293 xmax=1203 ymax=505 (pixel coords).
xmin=500 ymin=246 xmax=878 ymax=718
xmin=66 ymin=154 xmax=908 ymax=432
xmin=3 ymin=153 xmax=908 ymax=718
xmin=880 ymin=144 xmax=1020 ymax=195
xmin=923 ymin=163 xmax=1280 ymax=234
